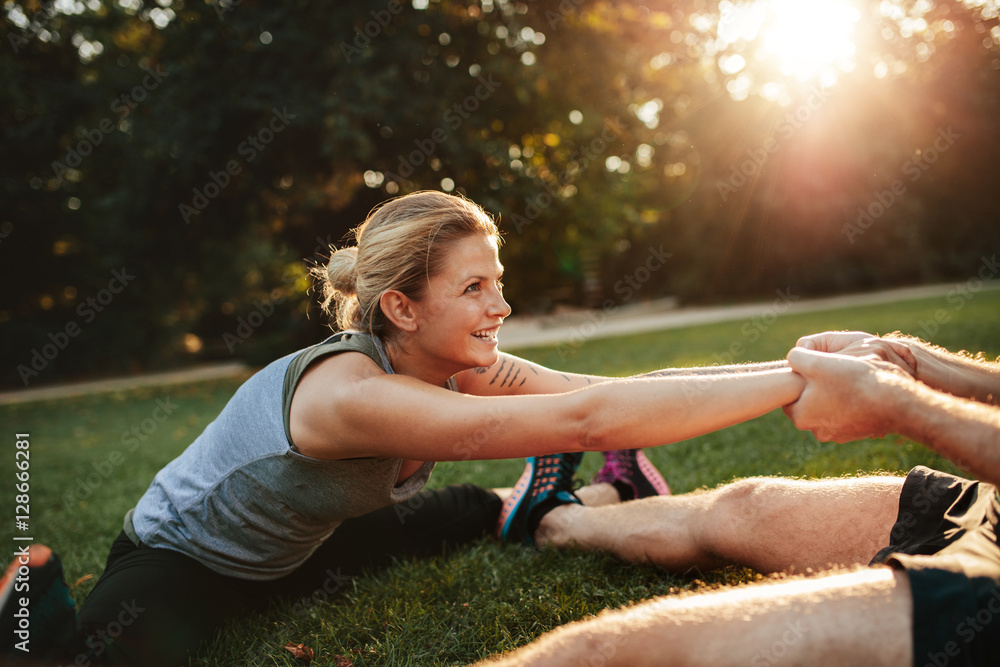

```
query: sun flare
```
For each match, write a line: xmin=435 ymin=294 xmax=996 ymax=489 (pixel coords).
xmin=718 ymin=0 xmax=862 ymax=95
xmin=761 ymin=0 xmax=861 ymax=81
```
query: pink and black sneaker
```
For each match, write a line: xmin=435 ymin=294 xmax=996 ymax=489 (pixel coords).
xmin=592 ymin=449 xmax=670 ymax=500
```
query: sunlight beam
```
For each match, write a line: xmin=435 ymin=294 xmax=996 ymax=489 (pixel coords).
xmin=717 ymin=0 xmax=862 ymax=99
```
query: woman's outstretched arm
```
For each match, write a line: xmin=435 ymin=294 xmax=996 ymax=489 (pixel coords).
xmin=292 ymin=350 xmax=803 ymax=463
xmin=455 ymin=351 xmax=789 ymax=397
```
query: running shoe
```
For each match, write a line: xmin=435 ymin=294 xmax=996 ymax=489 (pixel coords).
xmin=592 ymin=449 xmax=670 ymax=500
xmin=497 ymin=452 xmax=583 ymax=546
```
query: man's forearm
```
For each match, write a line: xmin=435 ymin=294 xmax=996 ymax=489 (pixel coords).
xmin=636 ymin=360 xmax=788 ymax=379
xmin=893 ymin=380 xmax=1000 ymax=487
xmin=893 ymin=336 xmax=1000 ymax=406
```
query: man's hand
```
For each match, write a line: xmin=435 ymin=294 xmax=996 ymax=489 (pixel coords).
xmin=795 ymin=331 xmax=917 ymax=378
xmin=789 ymin=337 xmax=1000 ymax=486
xmin=794 ymin=330 xmax=871 ymax=353
xmin=784 ymin=347 xmax=911 ymax=443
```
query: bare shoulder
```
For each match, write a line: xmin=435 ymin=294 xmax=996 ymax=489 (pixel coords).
xmin=288 ymin=351 xmax=386 ymax=458
xmin=290 ymin=351 xmax=467 ymax=460
xmin=295 ymin=350 xmax=386 ymax=403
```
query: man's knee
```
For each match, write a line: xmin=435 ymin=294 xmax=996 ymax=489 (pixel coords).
xmin=701 ymin=477 xmax=792 ymax=556
xmin=712 ymin=477 xmax=786 ymax=515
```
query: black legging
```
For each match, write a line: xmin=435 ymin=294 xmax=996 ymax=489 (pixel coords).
xmin=70 ymin=484 xmax=500 ymax=666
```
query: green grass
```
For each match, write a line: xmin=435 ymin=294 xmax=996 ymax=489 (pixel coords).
xmin=4 ymin=289 xmax=999 ymax=665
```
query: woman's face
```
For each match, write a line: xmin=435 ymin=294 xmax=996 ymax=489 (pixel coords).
xmin=409 ymin=233 xmax=511 ymax=375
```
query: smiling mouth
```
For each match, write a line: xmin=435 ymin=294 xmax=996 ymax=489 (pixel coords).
xmin=472 ymin=328 xmax=499 ymax=342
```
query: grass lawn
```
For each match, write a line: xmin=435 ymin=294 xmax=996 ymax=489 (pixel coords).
xmin=4 ymin=288 xmax=999 ymax=665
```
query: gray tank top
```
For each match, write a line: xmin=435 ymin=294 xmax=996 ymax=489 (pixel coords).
xmin=130 ymin=332 xmax=437 ymax=580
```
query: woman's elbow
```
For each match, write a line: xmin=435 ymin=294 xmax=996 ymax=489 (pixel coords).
xmin=567 ymin=391 xmax=610 ymax=453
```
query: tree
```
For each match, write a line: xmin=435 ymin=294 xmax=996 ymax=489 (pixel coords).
xmin=2 ymin=0 xmax=998 ymax=388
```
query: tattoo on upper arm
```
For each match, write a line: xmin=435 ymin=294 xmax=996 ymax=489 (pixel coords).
xmin=488 ymin=357 xmax=526 ymax=389
xmin=484 ymin=356 xmax=539 ymax=389
xmin=488 ymin=358 xmax=508 ymax=385
xmin=501 ymin=363 xmax=515 ymax=387
xmin=518 ymin=363 xmax=535 ymax=387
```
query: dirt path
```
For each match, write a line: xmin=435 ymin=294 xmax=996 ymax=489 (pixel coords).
xmin=3 ymin=282 xmax=993 ymax=406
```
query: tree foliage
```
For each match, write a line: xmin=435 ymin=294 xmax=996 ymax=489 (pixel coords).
xmin=2 ymin=0 xmax=999 ymax=388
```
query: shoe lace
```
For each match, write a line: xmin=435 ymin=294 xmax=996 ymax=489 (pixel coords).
xmin=606 ymin=449 xmax=637 ymax=477
xmin=532 ymin=453 xmax=581 ymax=495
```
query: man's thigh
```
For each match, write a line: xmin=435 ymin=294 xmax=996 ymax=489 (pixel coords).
xmin=702 ymin=474 xmax=906 ymax=573
xmin=477 ymin=566 xmax=914 ymax=666
xmin=546 ymin=474 xmax=906 ymax=574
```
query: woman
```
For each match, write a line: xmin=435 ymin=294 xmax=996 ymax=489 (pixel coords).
xmin=8 ymin=191 xmax=803 ymax=665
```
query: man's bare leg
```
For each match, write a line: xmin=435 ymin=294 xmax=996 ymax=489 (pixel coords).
xmin=536 ymin=475 xmax=904 ymax=573
xmin=475 ymin=567 xmax=913 ymax=666
xmin=575 ymin=482 xmax=620 ymax=507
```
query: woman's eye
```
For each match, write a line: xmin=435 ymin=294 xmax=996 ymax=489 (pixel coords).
xmin=465 ymin=282 xmax=481 ymax=293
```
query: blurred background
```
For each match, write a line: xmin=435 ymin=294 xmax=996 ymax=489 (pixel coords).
xmin=2 ymin=0 xmax=999 ymax=389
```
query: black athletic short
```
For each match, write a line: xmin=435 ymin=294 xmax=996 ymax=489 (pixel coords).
xmin=870 ymin=466 xmax=1000 ymax=667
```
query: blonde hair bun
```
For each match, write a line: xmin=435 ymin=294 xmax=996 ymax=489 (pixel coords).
xmin=326 ymin=246 xmax=359 ymax=297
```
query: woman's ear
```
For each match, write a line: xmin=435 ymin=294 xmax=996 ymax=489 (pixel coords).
xmin=380 ymin=290 xmax=419 ymax=332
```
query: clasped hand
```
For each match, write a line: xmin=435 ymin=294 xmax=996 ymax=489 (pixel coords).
xmin=782 ymin=331 xmax=917 ymax=443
